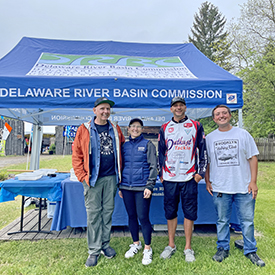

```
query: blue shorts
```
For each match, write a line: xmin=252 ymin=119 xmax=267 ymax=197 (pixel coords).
xmin=163 ymin=178 xmax=198 ymax=221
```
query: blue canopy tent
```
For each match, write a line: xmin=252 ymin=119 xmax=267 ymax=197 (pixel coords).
xmin=0 ymin=37 xmax=243 ymax=168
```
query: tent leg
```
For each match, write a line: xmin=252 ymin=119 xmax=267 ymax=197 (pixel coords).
xmin=238 ymin=109 xmax=243 ymax=129
xmin=30 ymin=124 xmax=43 ymax=170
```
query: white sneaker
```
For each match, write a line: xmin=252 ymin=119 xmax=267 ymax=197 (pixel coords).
xmin=160 ymin=245 xmax=176 ymax=259
xmin=125 ymin=241 xmax=142 ymax=258
xmin=184 ymin=249 xmax=195 ymax=262
xmin=142 ymin=248 xmax=153 ymax=265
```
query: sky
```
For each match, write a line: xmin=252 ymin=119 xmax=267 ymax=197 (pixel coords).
xmin=1 ymin=0 xmax=247 ymax=134
xmin=0 ymin=0 xmax=248 ymax=59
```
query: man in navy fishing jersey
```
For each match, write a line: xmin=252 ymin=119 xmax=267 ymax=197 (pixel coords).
xmin=158 ymin=96 xmax=207 ymax=262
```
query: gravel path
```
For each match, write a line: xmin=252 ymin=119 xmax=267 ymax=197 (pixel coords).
xmin=0 ymin=154 xmax=61 ymax=169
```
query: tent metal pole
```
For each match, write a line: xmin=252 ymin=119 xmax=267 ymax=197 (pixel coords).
xmin=238 ymin=109 xmax=243 ymax=129
xmin=29 ymin=124 xmax=43 ymax=170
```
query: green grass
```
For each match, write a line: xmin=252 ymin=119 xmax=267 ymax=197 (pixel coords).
xmin=0 ymin=155 xmax=72 ymax=181
xmin=1 ymin=155 xmax=72 ymax=174
xmin=0 ymin=158 xmax=274 ymax=274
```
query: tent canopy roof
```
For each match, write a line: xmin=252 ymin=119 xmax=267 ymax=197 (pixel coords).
xmin=0 ymin=37 xmax=242 ymax=126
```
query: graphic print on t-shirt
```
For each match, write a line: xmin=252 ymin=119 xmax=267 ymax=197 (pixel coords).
xmin=214 ymin=139 xmax=239 ymax=166
xmin=99 ymin=131 xmax=114 ymax=155
xmin=162 ymin=119 xmax=198 ymax=182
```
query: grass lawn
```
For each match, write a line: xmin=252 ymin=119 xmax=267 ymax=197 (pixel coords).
xmin=0 ymin=157 xmax=274 ymax=274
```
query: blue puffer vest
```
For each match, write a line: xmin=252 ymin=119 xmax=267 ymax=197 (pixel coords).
xmin=120 ymin=134 xmax=150 ymax=188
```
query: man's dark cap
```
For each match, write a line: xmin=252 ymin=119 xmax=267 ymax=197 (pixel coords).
xmin=128 ymin=118 xmax=143 ymax=127
xmin=170 ymin=97 xmax=186 ymax=106
xmin=94 ymin=97 xmax=115 ymax=107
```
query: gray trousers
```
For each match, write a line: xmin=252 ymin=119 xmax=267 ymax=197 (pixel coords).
xmin=83 ymin=175 xmax=117 ymax=255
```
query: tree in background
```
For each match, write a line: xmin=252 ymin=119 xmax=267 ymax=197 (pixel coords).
xmin=189 ymin=1 xmax=234 ymax=131
xmin=238 ymin=42 xmax=275 ymax=137
xmin=188 ymin=1 xmax=233 ymax=71
xmin=228 ymin=0 xmax=275 ymax=137
xmin=229 ymin=0 xmax=275 ymax=71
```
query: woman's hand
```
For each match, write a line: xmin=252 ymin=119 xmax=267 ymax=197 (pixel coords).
xmin=143 ymin=188 xmax=152 ymax=199
xmin=119 ymin=190 xmax=123 ymax=198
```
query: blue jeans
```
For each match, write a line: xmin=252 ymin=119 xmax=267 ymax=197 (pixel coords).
xmin=212 ymin=192 xmax=257 ymax=255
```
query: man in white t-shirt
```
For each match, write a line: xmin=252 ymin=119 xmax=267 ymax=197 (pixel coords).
xmin=205 ymin=104 xmax=265 ymax=267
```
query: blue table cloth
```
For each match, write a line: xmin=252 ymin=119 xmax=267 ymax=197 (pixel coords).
xmin=51 ymin=179 xmax=240 ymax=231
xmin=0 ymin=186 xmax=16 ymax=202
xmin=51 ymin=178 xmax=88 ymax=230
xmin=0 ymin=173 xmax=70 ymax=202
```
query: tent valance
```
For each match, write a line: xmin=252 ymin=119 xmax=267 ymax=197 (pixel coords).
xmin=0 ymin=37 xmax=242 ymax=126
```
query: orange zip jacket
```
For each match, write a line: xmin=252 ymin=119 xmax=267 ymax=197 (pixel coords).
xmin=72 ymin=119 xmax=125 ymax=187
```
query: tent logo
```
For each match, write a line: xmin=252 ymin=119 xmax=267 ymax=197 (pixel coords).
xmin=27 ymin=53 xmax=197 ymax=79
xmin=226 ymin=93 xmax=237 ymax=104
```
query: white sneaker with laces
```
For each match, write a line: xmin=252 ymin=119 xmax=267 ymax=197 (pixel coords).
xmin=142 ymin=248 xmax=153 ymax=265
xmin=125 ymin=241 xmax=142 ymax=258
xmin=184 ymin=249 xmax=195 ymax=262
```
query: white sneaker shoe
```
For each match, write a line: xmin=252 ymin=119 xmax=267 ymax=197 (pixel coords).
xmin=142 ymin=248 xmax=153 ymax=265
xmin=160 ymin=245 xmax=176 ymax=259
xmin=184 ymin=249 xmax=195 ymax=262
xmin=125 ymin=241 xmax=142 ymax=258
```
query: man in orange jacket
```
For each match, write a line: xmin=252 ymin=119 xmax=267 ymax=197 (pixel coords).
xmin=72 ymin=97 xmax=125 ymax=267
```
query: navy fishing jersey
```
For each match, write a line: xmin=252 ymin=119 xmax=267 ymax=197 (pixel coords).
xmin=158 ymin=116 xmax=207 ymax=182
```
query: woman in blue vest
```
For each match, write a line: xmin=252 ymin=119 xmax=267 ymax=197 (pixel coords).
xmin=119 ymin=118 xmax=158 ymax=265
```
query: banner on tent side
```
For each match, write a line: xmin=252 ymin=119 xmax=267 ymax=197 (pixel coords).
xmin=0 ymin=107 xmax=234 ymax=126
xmin=0 ymin=86 xmax=240 ymax=110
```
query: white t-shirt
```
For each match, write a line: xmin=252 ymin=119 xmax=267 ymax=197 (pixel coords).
xmin=206 ymin=127 xmax=259 ymax=194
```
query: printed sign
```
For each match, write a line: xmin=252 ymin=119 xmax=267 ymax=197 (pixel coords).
xmin=63 ymin=125 xmax=78 ymax=138
xmin=27 ymin=53 xmax=197 ymax=79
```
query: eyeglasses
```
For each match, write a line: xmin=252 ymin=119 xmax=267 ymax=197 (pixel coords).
xmin=129 ymin=125 xmax=143 ymax=129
